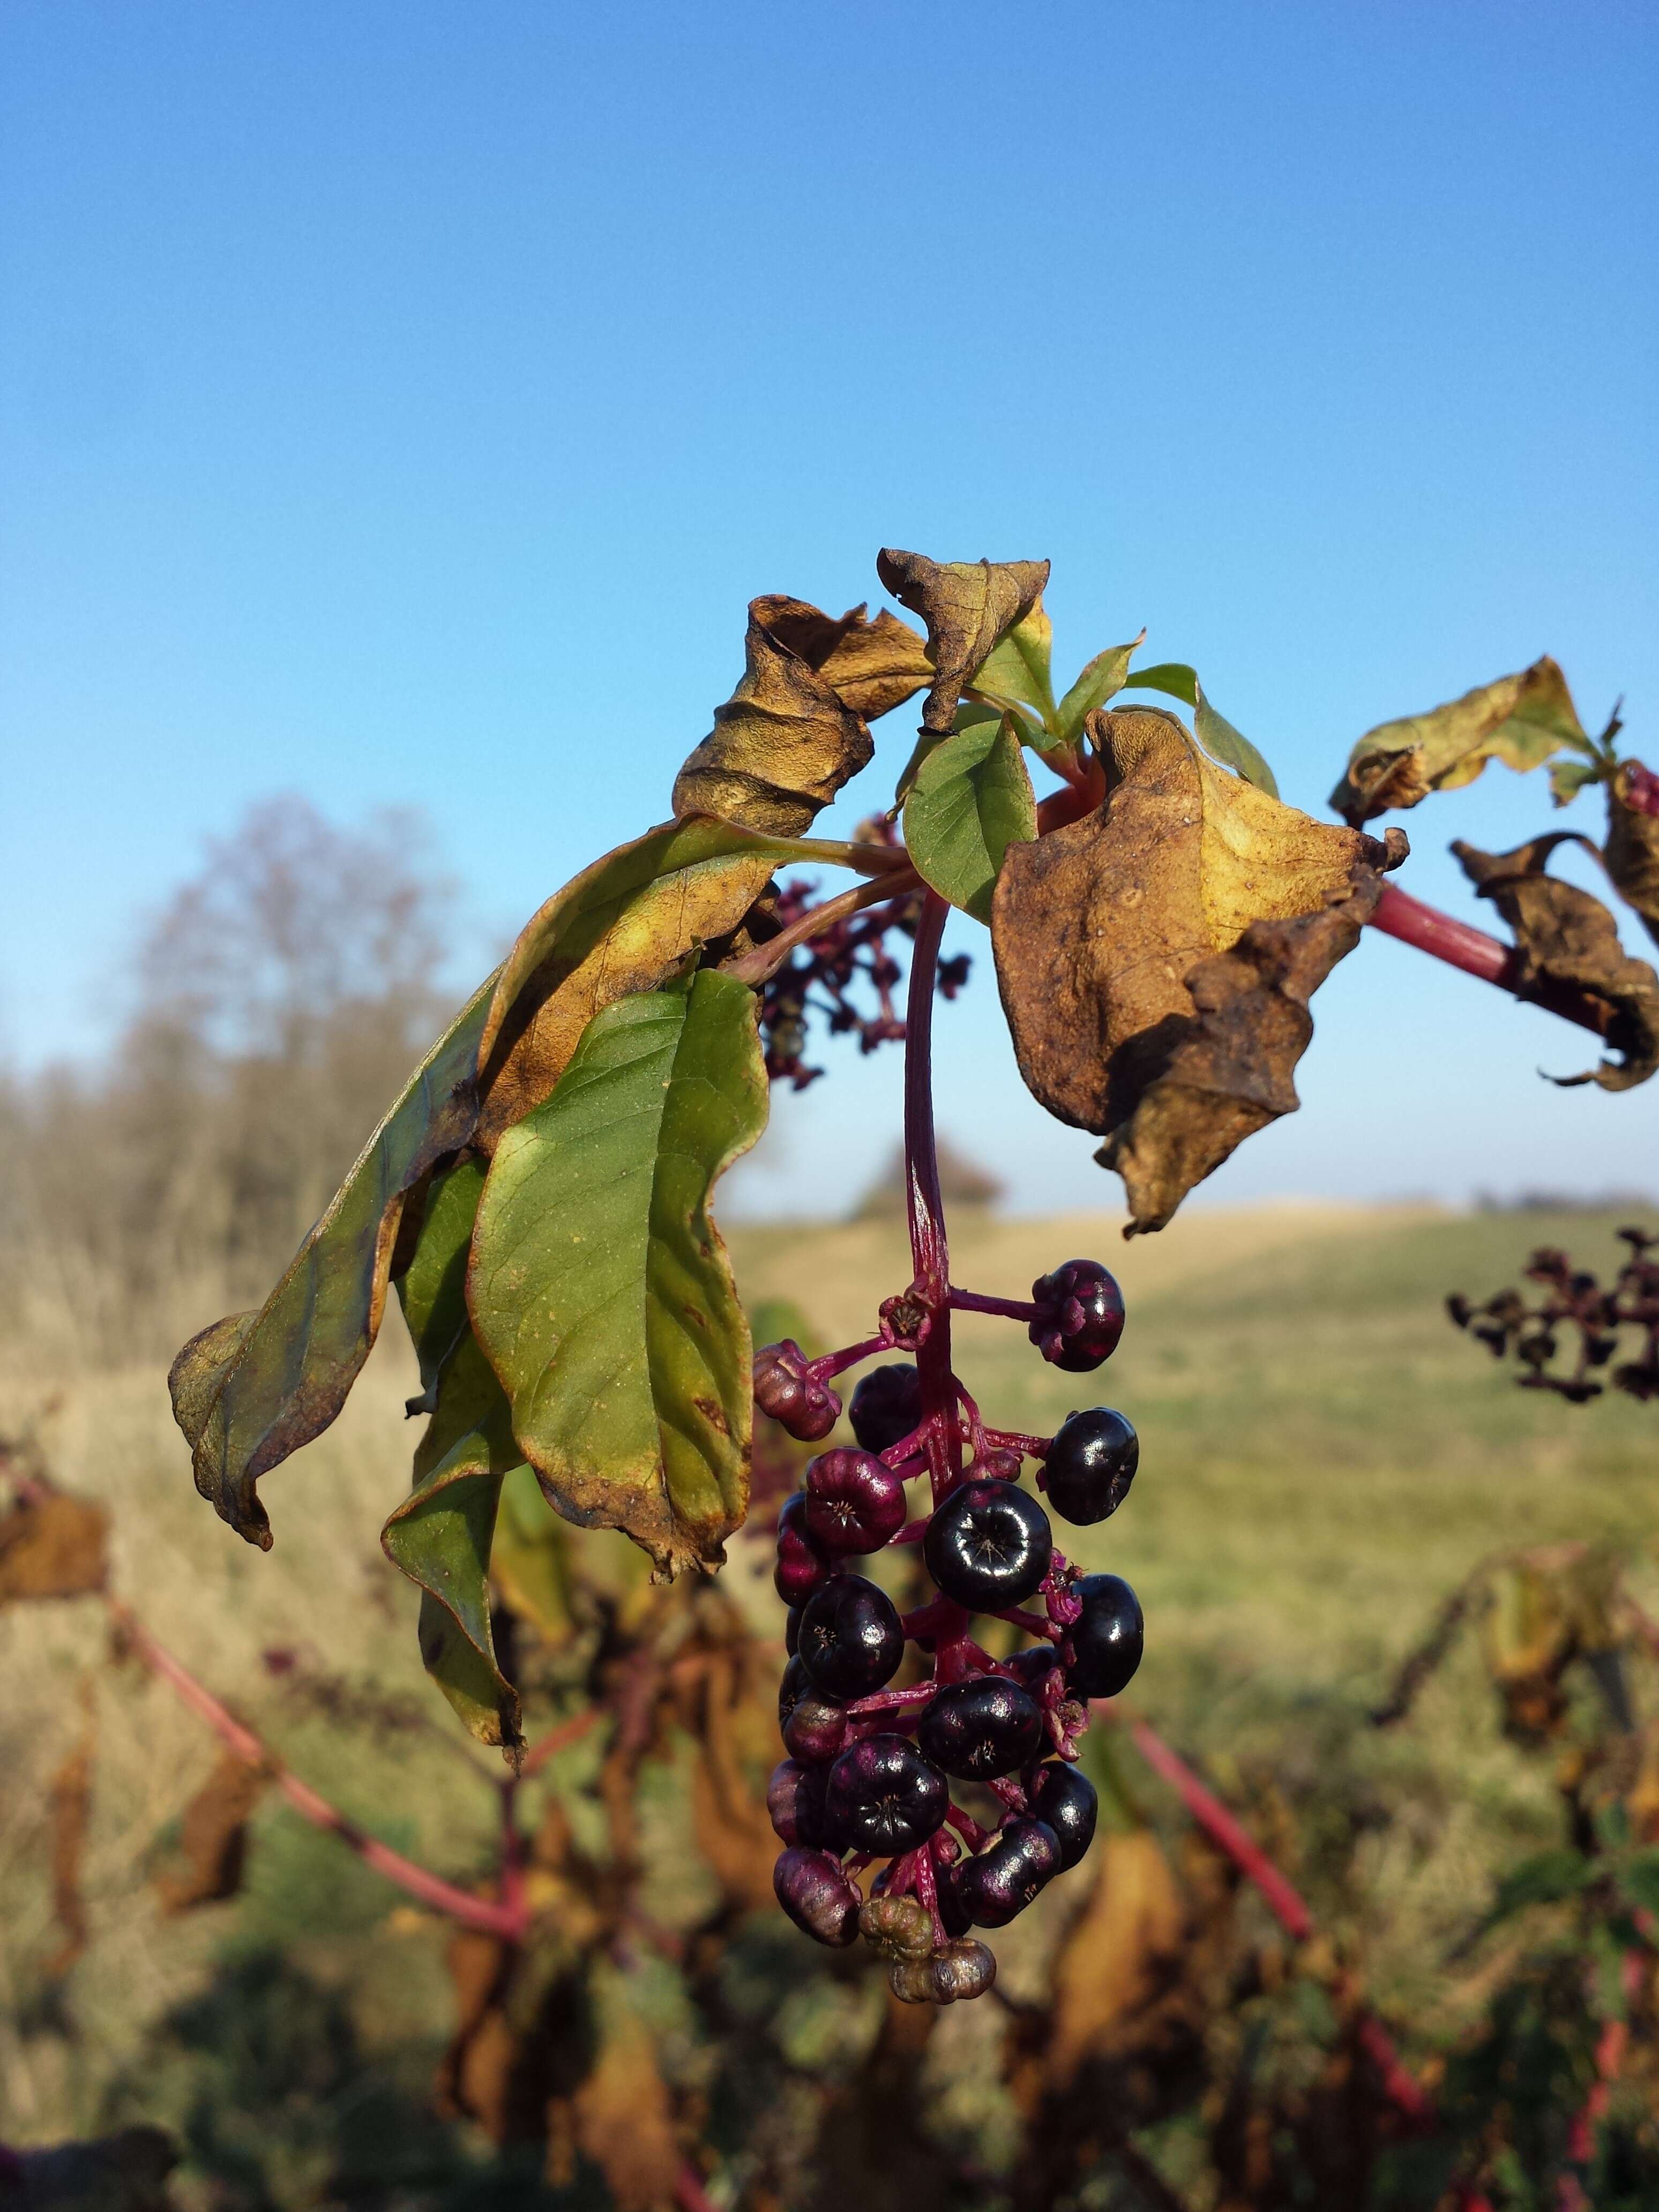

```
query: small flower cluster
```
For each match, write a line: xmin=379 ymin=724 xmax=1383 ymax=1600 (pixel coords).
xmin=753 ymin=1259 xmax=1142 ymax=2004
xmin=1449 ymin=1227 xmax=1659 ymax=1403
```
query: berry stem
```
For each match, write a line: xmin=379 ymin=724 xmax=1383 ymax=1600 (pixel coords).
xmin=809 ymin=1333 xmax=891 ymax=1382
xmin=722 ymin=873 xmax=920 ymax=989
xmin=948 ymin=1287 xmax=1046 ymax=1324
xmin=993 ymin=1606 xmax=1065 ymax=1641
xmin=902 ymin=890 xmax=960 ymax=1499
xmin=846 ymin=1681 xmax=937 ymax=1717
xmin=1368 ymin=882 xmax=1611 ymax=1038
xmin=945 ymin=1802 xmax=991 ymax=1850
xmin=983 ymin=1426 xmax=1054 ymax=1461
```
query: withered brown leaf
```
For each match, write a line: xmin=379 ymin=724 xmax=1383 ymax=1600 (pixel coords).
xmin=875 ymin=548 xmax=1050 ymax=734
xmin=1453 ymin=835 xmax=1659 ymax=1089
xmin=153 ymin=1751 xmax=268 ymax=1913
xmin=671 ymin=597 xmax=912 ymax=835
xmin=993 ymin=706 xmax=1404 ymax=1233
xmin=1331 ymin=656 xmax=1588 ymax=825
xmin=683 ymin=1641 xmax=779 ymax=1915
xmin=1605 ymin=763 xmax=1659 ymax=950
xmin=570 ymin=1967 xmax=683 ymax=2212
xmin=0 ymin=1486 xmax=108 ymax=1604
xmin=48 ymin=1717 xmax=94 ymax=1976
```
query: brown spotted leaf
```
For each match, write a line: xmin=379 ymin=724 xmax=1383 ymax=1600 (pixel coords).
xmin=1331 ymin=656 xmax=1589 ymax=825
xmin=1605 ymin=763 xmax=1659 ymax=949
xmin=671 ymin=599 xmax=892 ymax=835
xmin=875 ymin=548 xmax=1050 ymax=734
xmin=992 ymin=706 xmax=1404 ymax=1233
xmin=1453 ymin=834 xmax=1659 ymax=1089
xmin=153 ymin=1751 xmax=267 ymax=1913
xmin=0 ymin=1486 xmax=108 ymax=1603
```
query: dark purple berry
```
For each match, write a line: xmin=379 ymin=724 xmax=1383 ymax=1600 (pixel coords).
xmin=1029 ymin=1260 xmax=1125 ymax=1372
xmin=848 ymin=1363 xmax=924 ymax=1454
xmin=774 ymin=1490 xmax=834 ymax=1605
xmin=1065 ymin=1573 xmax=1144 ymax=1700
xmin=1029 ymin=1761 xmax=1098 ymax=1870
xmin=923 ymin=1479 xmax=1052 ymax=1612
xmin=782 ymin=1688 xmax=848 ymax=1765
xmin=804 ymin=1448 xmax=908 ymax=1555
xmin=767 ymin=1758 xmax=832 ymax=1847
xmin=918 ymin=1676 xmax=1045 ymax=1780
xmin=1043 ymin=1408 xmax=1138 ymax=1527
xmin=1003 ymin=1645 xmax=1061 ymax=1694
xmin=778 ymin=1653 xmax=811 ymax=1732
xmin=753 ymin=1340 xmax=842 ymax=1441
xmin=824 ymin=1734 xmax=948 ymax=1855
xmin=797 ymin=1573 xmax=903 ymax=1699
xmin=773 ymin=1845 xmax=861 ymax=1946
xmin=950 ymin=1820 xmax=1061 ymax=1927
xmin=785 ymin=1604 xmax=803 ymax=1656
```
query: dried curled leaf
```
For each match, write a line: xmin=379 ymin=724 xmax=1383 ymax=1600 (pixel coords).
xmin=671 ymin=597 xmax=916 ymax=834
xmin=876 ymin=548 xmax=1050 ymax=734
xmin=992 ymin=706 xmax=1404 ymax=1233
xmin=153 ymin=1751 xmax=267 ymax=1913
xmin=0 ymin=1486 xmax=108 ymax=1604
xmin=1605 ymin=761 xmax=1659 ymax=949
xmin=1331 ymin=656 xmax=1588 ymax=825
xmin=1453 ymin=835 xmax=1659 ymax=1090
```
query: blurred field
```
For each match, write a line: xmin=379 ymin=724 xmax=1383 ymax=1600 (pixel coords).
xmin=3 ymin=1200 xmax=1656 ymax=2186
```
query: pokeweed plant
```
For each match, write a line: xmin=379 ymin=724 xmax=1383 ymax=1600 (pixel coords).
xmin=166 ymin=547 xmax=1657 ymax=2006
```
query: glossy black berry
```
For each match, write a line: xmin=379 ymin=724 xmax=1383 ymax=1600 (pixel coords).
xmin=924 ymin=1479 xmax=1052 ymax=1612
xmin=753 ymin=1340 xmax=842 ymax=1441
xmin=918 ymin=1676 xmax=1045 ymax=1780
xmin=824 ymin=1733 xmax=948 ymax=1855
xmin=804 ymin=1448 xmax=908 ymax=1555
xmin=778 ymin=1653 xmax=811 ymax=1731
xmin=773 ymin=1845 xmax=861 ymax=1946
xmin=782 ymin=1686 xmax=847 ymax=1765
xmin=767 ymin=1758 xmax=833 ymax=1848
xmin=1029 ymin=1259 xmax=1125 ymax=1372
xmin=784 ymin=1604 xmax=803 ymax=1656
xmin=796 ymin=1573 xmax=903 ymax=1698
xmin=950 ymin=1819 xmax=1062 ymax=1927
xmin=774 ymin=1490 xmax=834 ymax=1606
xmin=1029 ymin=1760 xmax=1098 ymax=1869
xmin=1043 ymin=1408 xmax=1139 ymax=1526
xmin=848 ymin=1363 xmax=924 ymax=1454
xmin=1065 ymin=1573 xmax=1144 ymax=1700
xmin=1003 ymin=1644 xmax=1061 ymax=1694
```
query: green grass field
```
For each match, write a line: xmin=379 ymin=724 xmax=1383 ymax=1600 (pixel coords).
xmin=3 ymin=1202 xmax=1654 ymax=2190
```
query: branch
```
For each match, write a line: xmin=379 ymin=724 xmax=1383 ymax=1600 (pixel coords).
xmin=1367 ymin=883 xmax=1611 ymax=1038
xmin=109 ymin=1598 xmax=530 ymax=1942
xmin=721 ymin=871 xmax=920 ymax=988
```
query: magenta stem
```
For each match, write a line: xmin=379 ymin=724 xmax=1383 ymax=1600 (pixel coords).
xmin=810 ymin=1334 xmax=890 ymax=1382
xmin=983 ymin=1426 xmax=1053 ymax=1461
xmin=995 ymin=1606 xmax=1064 ymax=1641
xmin=1369 ymin=882 xmax=1609 ymax=1038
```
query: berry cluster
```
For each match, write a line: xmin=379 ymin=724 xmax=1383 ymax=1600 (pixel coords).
xmin=1449 ymin=1227 xmax=1659 ymax=1403
xmin=754 ymin=1257 xmax=1142 ymax=2005
xmin=753 ymin=867 xmax=971 ymax=1090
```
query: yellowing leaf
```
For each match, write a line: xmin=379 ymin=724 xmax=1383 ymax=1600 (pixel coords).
xmin=1053 ymin=631 xmax=1145 ymax=743
xmin=470 ymin=969 xmax=767 ymax=1577
xmin=1332 ymin=656 xmax=1589 ymax=825
xmin=992 ymin=706 xmax=1404 ymax=1232
xmin=965 ymin=596 xmax=1057 ymax=731
xmin=876 ymin=548 xmax=1050 ymax=734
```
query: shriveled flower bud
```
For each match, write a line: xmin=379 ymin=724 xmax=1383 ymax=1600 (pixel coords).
xmin=754 ymin=1341 xmax=841 ymax=1442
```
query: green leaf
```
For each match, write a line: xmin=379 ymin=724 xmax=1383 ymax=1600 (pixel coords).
xmin=967 ymin=599 xmax=1058 ymax=728
xmin=383 ymin=1158 xmax=525 ymax=1751
xmin=1550 ymin=756 xmax=1608 ymax=808
xmin=1053 ymin=631 xmax=1146 ymax=742
xmin=1119 ymin=663 xmax=1280 ymax=796
xmin=470 ymin=968 xmax=768 ymax=1577
xmin=170 ymin=972 xmax=499 ymax=1551
xmin=490 ymin=1464 xmax=580 ymax=1642
xmin=1488 ymin=1847 xmax=1596 ymax=1924
xmin=902 ymin=716 xmax=1038 ymax=923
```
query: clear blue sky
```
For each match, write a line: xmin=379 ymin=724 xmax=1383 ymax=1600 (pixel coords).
xmin=4 ymin=1 xmax=1656 ymax=1215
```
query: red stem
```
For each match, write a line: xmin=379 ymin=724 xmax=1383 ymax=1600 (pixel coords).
xmin=1369 ymin=883 xmax=1611 ymax=1038
xmin=1118 ymin=1712 xmax=1312 ymax=1939
xmin=950 ymin=1286 xmax=1045 ymax=1324
xmin=519 ymin=1705 xmax=604 ymax=1779
xmin=111 ymin=1599 xmax=530 ymax=1942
